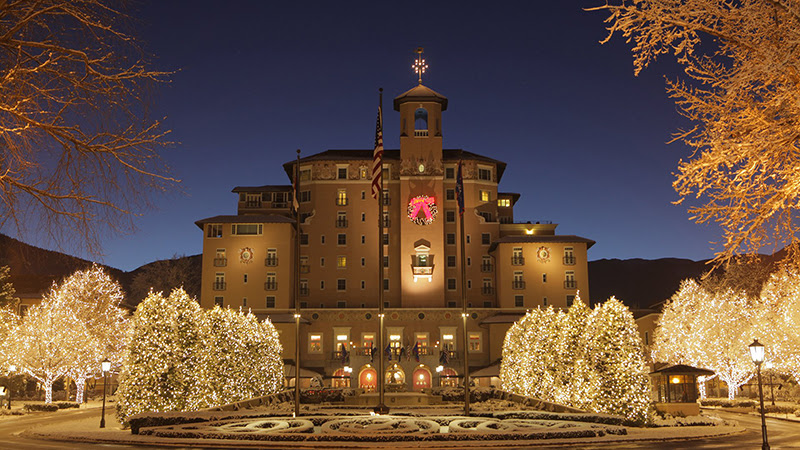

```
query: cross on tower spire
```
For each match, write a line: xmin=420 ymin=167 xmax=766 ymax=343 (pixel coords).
xmin=412 ymin=47 xmax=428 ymax=85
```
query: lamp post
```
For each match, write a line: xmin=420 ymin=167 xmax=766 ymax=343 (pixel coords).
xmin=100 ymin=358 xmax=111 ymax=429
xmin=436 ymin=365 xmax=443 ymax=387
xmin=7 ymin=365 xmax=15 ymax=410
xmin=764 ymin=362 xmax=776 ymax=406
xmin=749 ymin=339 xmax=769 ymax=450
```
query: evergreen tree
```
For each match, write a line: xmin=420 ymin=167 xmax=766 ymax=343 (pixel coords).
xmin=586 ymin=297 xmax=651 ymax=423
xmin=116 ymin=288 xmax=208 ymax=422
xmin=500 ymin=307 xmax=562 ymax=400
xmin=0 ymin=307 xmax=20 ymax=371
xmin=555 ymin=294 xmax=592 ymax=408
xmin=0 ymin=265 xmax=19 ymax=309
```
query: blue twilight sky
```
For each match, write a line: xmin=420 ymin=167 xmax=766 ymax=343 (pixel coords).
xmin=32 ymin=1 xmax=724 ymax=271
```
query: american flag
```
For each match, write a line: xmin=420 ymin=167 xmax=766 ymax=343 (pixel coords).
xmin=456 ymin=161 xmax=465 ymax=216
xmin=371 ymin=105 xmax=383 ymax=199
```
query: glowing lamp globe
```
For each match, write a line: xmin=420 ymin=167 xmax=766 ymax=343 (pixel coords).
xmin=748 ymin=339 xmax=765 ymax=365
xmin=101 ymin=358 xmax=112 ymax=373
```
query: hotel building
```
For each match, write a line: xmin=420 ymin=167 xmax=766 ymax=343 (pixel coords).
xmin=195 ymin=80 xmax=594 ymax=391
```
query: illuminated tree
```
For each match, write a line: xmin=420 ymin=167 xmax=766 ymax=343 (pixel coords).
xmin=202 ymin=307 xmax=284 ymax=406
xmin=0 ymin=0 xmax=175 ymax=255
xmin=590 ymin=1 xmax=800 ymax=264
xmin=554 ymin=294 xmax=593 ymax=408
xmin=116 ymin=288 xmax=208 ymax=423
xmin=653 ymin=281 xmax=758 ymax=399
xmin=0 ymin=307 xmax=20 ymax=371
xmin=47 ymin=265 xmax=128 ymax=403
xmin=0 ymin=266 xmax=19 ymax=309
xmin=759 ymin=268 xmax=800 ymax=383
xmin=586 ymin=297 xmax=651 ymax=423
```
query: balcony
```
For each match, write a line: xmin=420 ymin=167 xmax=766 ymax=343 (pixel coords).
xmin=512 ymin=280 xmax=526 ymax=290
xmin=335 ymin=218 xmax=348 ymax=228
xmin=264 ymin=281 xmax=278 ymax=291
xmin=412 ymin=266 xmax=433 ymax=276
xmin=563 ymin=256 xmax=576 ymax=266
xmin=265 ymin=257 xmax=278 ymax=267
xmin=481 ymin=286 xmax=495 ymax=295
xmin=244 ymin=200 xmax=262 ymax=208
xmin=564 ymin=280 xmax=577 ymax=289
xmin=511 ymin=256 xmax=525 ymax=266
xmin=382 ymin=218 xmax=391 ymax=228
xmin=212 ymin=281 xmax=226 ymax=291
xmin=300 ymin=264 xmax=310 ymax=274
xmin=480 ymin=263 xmax=493 ymax=273
xmin=213 ymin=257 xmax=227 ymax=267
xmin=382 ymin=197 xmax=391 ymax=206
xmin=272 ymin=201 xmax=288 ymax=208
xmin=336 ymin=197 xmax=349 ymax=206
xmin=299 ymin=286 xmax=309 ymax=297
xmin=414 ymin=129 xmax=429 ymax=137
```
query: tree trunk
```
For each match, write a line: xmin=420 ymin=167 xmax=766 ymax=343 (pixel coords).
xmin=44 ymin=378 xmax=53 ymax=404
xmin=74 ymin=376 xmax=86 ymax=404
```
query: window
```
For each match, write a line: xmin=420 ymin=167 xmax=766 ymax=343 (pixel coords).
xmin=300 ymin=301 xmax=308 ymax=308
xmin=567 ymin=295 xmax=575 ymax=307
xmin=478 ymin=167 xmax=492 ymax=181
xmin=361 ymin=213 xmax=366 ymax=222
xmin=564 ymin=247 xmax=576 ymax=265
xmin=466 ymin=235 xmax=471 ymax=244
xmin=337 ymin=279 xmax=346 ymax=291
xmin=382 ymin=233 xmax=389 ymax=245
xmin=467 ymin=280 xmax=472 ymax=289
xmin=214 ymin=296 xmax=223 ymax=307
xmin=336 ymin=189 xmax=348 ymax=206
xmin=481 ymin=233 xmax=491 ymax=245
xmin=299 ymin=168 xmax=311 ymax=181
xmin=243 ymin=274 xmax=248 ymax=283
xmin=483 ymin=301 xmax=492 ymax=308
xmin=320 ymin=280 xmax=325 ymax=290
xmin=300 ymin=211 xmax=312 ymax=223
xmin=242 ymin=297 xmax=247 ymax=307
xmin=245 ymin=193 xmax=261 ymax=208
xmin=383 ymin=189 xmax=390 ymax=206
xmin=446 ymin=210 xmax=455 ymax=223
xmin=299 ymin=279 xmax=309 ymax=296
xmin=383 ymin=256 xmax=389 ymax=268
xmin=300 ymin=233 xmax=309 ymax=245
xmin=512 ymin=247 xmax=524 ymax=265
xmin=263 ymin=296 xmax=275 ymax=308
xmin=361 ymin=190 xmax=366 ymax=200
xmin=383 ymin=279 xmax=389 ymax=291
xmin=514 ymin=295 xmax=524 ymax=307
xmin=265 ymin=273 xmax=277 ymax=290
xmin=232 ymin=223 xmax=262 ymax=235
xmin=645 ymin=331 xmax=650 ymax=346
xmin=467 ymin=257 xmax=471 ymax=266
xmin=320 ymin=257 xmax=325 ymax=267
xmin=266 ymin=248 xmax=277 ymax=266
xmin=308 ymin=333 xmax=323 ymax=353
xmin=360 ymin=167 xmax=368 ymax=179
xmin=337 ymin=256 xmax=346 ymax=268
xmin=446 ymin=233 xmax=456 ymax=245
xmin=361 ymin=280 xmax=366 ymax=289
xmin=479 ymin=190 xmax=490 ymax=202
xmin=336 ymin=211 xmax=348 ymax=228
xmin=497 ymin=198 xmax=511 ymax=207
xmin=321 ymin=235 xmax=326 ymax=244
xmin=214 ymin=248 xmax=226 ymax=267
xmin=479 ymin=212 xmax=493 ymax=222
xmin=338 ymin=234 xmax=347 ymax=245
xmin=445 ymin=167 xmax=455 ymax=179
xmin=543 ymin=273 xmax=547 ymax=283
xmin=361 ymin=235 xmax=366 ymax=244
xmin=337 ymin=167 xmax=348 ymax=179
xmin=482 ymin=278 xmax=493 ymax=294
xmin=299 ymin=190 xmax=311 ymax=203
xmin=382 ymin=211 xmax=390 ymax=227
xmin=213 ymin=273 xmax=226 ymax=291
xmin=447 ymin=278 xmax=457 ymax=290
xmin=447 ymin=255 xmax=456 ymax=267
xmin=207 ymin=224 xmax=223 ymax=238
xmin=446 ymin=189 xmax=455 ymax=201
xmin=481 ymin=256 xmax=492 ymax=272
xmin=543 ymin=297 xmax=548 ymax=306
xmin=513 ymin=271 xmax=525 ymax=289
xmin=361 ymin=257 xmax=366 ymax=267
xmin=468 ymin=332 xmax=483 ymax=352
xmin=565 ymin=271 xmax=576 ymax=289
xmin=337 ymin=300 xmax=346 ymax=308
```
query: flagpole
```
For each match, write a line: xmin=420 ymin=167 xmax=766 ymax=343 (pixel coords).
xmin=294 ymin=149 xmax=302 ymax=417
xmin=457 ymin=158 xmax=471 ymax=416
xmin=374 ymin=88 xmax=388 ymax=414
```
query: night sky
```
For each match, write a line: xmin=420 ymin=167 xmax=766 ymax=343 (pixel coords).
xmin=59 ymin=1 xmax=721 ymax=271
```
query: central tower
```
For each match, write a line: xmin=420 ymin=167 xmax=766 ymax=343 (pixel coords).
xmin=394 ymin=49 xmax=449 ymax=307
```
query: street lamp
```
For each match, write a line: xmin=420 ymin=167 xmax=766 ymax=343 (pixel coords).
xmin=7 ymin=365 xmax=15 ymax=410
xmin=764 ymin=361 xmax=776 ymax=406
xmin=436 ymin=365 xmax=443 ymax=387
xmin=100 ymin=358 xmax=111 ymax=429
xmin=748 ymin=339 xmax=769 ymax=450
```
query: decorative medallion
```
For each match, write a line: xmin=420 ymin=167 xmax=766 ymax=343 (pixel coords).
xmin=239 ymin=247 xmax=254 ymax=264
xmin=536 ymin=246 xmax=551 ymax=263
xmin=407 ymin=195 xmax=438 ymax=226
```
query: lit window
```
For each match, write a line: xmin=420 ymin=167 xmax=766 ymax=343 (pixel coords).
xmin=337 ymin=256 xmax=346 ymax=268
xmin=336 ymin=189 xmax=348 ymax=206
xmin=497 ymin=198 xmax=511 ymax=207
xmin=468 ymin=332 xmax=483 ymax=352
xmin=207 ymin=224 xmax=223 ymax=238
xmin=214 ymin=296 xmax=223 ymax=307
xmin=309 ymin=333 xmax=323 ymax=353
xmin=480 ymin=190 xmax=490 ymax=202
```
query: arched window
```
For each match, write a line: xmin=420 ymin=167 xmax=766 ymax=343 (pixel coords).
xmin=332 ymin=368 xmax=350 ymax=388
xmin=412 ymin=366 xmax=432 ymax=391
xmin=359 ymin=366 xmax=377 ymax=392
xmin=414 ymin=108 xmax=428 ymax=136
xmin=440 ymin=368 xmax=458 ymax=387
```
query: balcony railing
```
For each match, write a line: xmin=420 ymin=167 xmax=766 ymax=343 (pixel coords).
xmin=563 ymin=256 xmax=576 ymax=266
xmin=336 ymin=198 xmax=349 ymax=206
xmin=335 ymin=218 xmax=348 ymax=228
xmin=299 ymin=286 xmax=309 ymax=297
xmin=382 ymin=197 xmax=391 ymax=206
xmin=382 ymin=218 xmax=391 ymax=227
xmin=272 ymin=201 xmax=287 ymax=208
xmin=564 ymin=280 xmax=577 ymax=289
xmin=412 ymin=266 xmax=433 ymax=276
xmin=480 ymin=263 xmax=493 ymax=272
xmin=244 ymin=201 xmax=262 ymax=208
xmin=213 ymin=257 xmax=227 ymax=267
xmin=265 ymin=281 xmax=278 ymax=291
xmin=212 ymin=281 xmax=226 ymax=291
xmin=265 ymin=257 xmax=278 ymax=267
xmin=512 ymin=280 xmax=526 ymax=290
xmin=481 ymin=286 xmax=495 ymax=295
xmin=511 ymin=256 xmax=525 ymax=266
xmin=300 ymin=264 xmax=310 ymax=274
xmin=414 ymin=129 xmax=429 ymax=137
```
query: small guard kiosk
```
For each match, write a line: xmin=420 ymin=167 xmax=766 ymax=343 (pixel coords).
xmin=650 ymin=364 xmax=715 ymax=416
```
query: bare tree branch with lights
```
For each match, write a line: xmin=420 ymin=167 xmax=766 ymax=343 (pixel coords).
xmin=590 ymin=0 xmax=800 ymax=266
xmin=0 ymin=0 xmax=176 ymax=255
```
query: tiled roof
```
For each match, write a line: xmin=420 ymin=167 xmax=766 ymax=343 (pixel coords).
xmin=194 ymin=214 xmax=294 ymax=230
xmin=490 ymin=235 xmax=596 ymax=250
xmin=231 ymin=185 xmax=291 ymax=193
